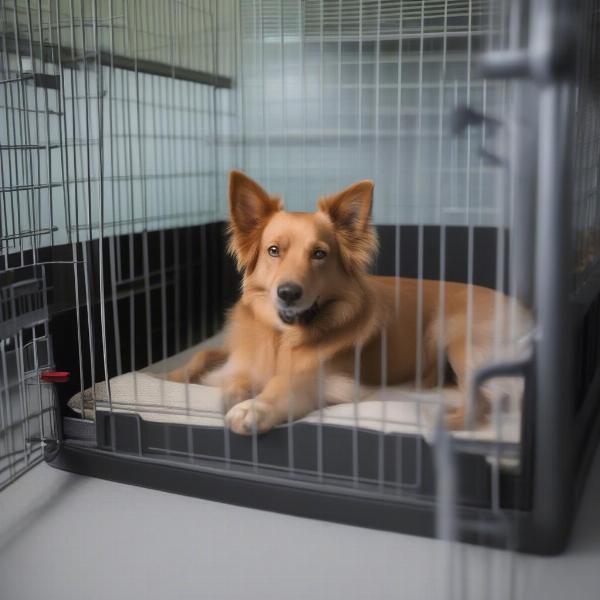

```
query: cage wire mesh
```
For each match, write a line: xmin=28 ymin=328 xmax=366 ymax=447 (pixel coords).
xmin=0 ymin=272 xmax=56 ymax=490
xmin=1 ymin=0 xmax=237 ymax=481
xmin=238 ymin=0 xmax=511 ymax=226
xmin=4 ymin=0 xmax=588 ymax=572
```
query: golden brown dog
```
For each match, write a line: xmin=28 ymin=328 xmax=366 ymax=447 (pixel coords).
xmin=168 ymin=171 xmax=531 ymax=435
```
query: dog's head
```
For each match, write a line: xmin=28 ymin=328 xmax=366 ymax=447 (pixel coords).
xmin=228 ymin=170 xmax=377 ymax=328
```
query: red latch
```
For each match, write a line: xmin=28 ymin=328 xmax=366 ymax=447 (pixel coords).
xmin=40 ymin=370 xmax=70 ymax=383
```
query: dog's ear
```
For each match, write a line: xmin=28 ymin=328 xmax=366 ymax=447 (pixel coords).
xmin=318 ymin=180 xmax=378 ymax=272
xmin=228 ymin=170 xmax=282 ymax=272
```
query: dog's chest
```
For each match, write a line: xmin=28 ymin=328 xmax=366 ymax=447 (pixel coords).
xmin=246 ymin=330 xmax=303 ymax=388
xmin=251 ymin=340 xmax=279 ymax=385
xmin=234 ymin=324 xmax=283 ymax=387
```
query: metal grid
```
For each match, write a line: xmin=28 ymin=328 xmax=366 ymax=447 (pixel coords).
xmin=237 ymin=0 xmax=510 ymax=225
xmin=1 ymin=0 xmax=66 ymax=487
xmin=0 ymin=0 xmax=236 ymax=483
xmin=0 ymin=271 xmax=56 ymax=491
xmin=1 ymin=0 xmax=235 ymax=249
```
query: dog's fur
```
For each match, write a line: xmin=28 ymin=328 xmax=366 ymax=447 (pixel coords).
xmin=168 ymin=171 xmax=531 ymax=435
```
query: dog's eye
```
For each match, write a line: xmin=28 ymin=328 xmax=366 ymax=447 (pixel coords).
xmin=268 ymin=245 xmax=280 ymax=257
xmin=312 ymin=249 xmax=327 ymax=260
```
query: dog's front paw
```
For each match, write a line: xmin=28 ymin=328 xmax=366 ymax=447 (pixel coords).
xmin=225 ymin=399 xmax=275 ymax=435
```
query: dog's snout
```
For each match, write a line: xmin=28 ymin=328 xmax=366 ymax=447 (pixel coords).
xmin=277 ymin=282 xmax=303 ymax=305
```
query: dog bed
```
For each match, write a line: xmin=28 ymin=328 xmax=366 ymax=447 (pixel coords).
xmin=68 ymin=334 xmax=521 ymax=445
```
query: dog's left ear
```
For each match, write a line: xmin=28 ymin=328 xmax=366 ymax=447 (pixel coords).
xmin=318 ymin=180 xmax=378 ymax=272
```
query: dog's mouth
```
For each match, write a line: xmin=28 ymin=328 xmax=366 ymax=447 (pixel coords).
xmin=278 ymin=300 xmax=319 ymax=326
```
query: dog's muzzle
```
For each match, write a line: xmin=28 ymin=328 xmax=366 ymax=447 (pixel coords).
xmin=278 ymin=300 xmax=319 ymax=325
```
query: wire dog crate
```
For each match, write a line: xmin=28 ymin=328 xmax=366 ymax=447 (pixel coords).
xmin=1 ymin=0 xmax=599 ymax=561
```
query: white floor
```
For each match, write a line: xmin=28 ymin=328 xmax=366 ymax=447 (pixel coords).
xmin=1 ymin=445 xmax=600 ymax=600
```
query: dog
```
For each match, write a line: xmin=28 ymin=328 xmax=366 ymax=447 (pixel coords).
xmin=168 ymin=171 xmax=531 ymax=435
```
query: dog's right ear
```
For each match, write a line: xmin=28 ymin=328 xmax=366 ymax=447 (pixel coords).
xmin=228 ymin=170 xmax=282 ymax=272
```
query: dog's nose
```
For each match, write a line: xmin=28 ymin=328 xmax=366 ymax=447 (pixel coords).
xmin=277 ymin=282 xmax=303 ymax=305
